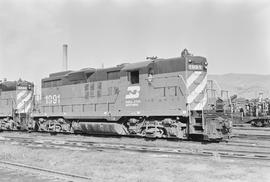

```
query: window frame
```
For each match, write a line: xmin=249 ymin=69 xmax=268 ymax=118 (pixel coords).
xmin=129 ymin=70 xmax=140 ymax=84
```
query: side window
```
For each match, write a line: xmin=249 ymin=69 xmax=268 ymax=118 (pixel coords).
xmin=130 ymin=70 xmax=139 ymax=84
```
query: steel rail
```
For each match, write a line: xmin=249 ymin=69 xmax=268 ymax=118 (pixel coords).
xmin=0 ymin=160 xmax=92 ymax=182
xmin=3 ymin=133 xmax=270 ymax=150
xmin=234 ymin=134 xmax=270 ymax=140
xmin=233 ymin=127 xmax=270 ymax=131
xmin=1 ymin=135 xmax=270 ymax=162
xmin=4 ymin=134 xmax=270 ymax=152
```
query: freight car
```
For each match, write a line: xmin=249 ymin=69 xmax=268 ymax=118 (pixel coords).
xmin=0 ymin=79 xmax=34 ymax=130
xmin=230 ymin=94 xmax=270 ymax=127
xmin=30 ymin=50 xmax=231 ymax=140
xmin=244 ymin=98 xmax=270 ymax=127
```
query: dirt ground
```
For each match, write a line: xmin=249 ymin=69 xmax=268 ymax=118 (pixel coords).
xmin=0 ymin=134 xmax=269 ymax=182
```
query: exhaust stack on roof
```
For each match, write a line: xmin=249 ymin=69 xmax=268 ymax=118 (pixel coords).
xmin=62 ymin=44 xmax=68 ymax=71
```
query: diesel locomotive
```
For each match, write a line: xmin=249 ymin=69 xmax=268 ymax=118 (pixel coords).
xmin=0 ymin=79 xmax=34 ymax=130
xmin=0 ymin=50 xmax=231 ymax=140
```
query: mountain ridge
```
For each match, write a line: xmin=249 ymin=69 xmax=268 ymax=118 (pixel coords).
xmin=208 ymin=73 xmax=270 ymax=99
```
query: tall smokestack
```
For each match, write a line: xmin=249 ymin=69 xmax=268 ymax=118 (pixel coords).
xmin=62 ymin=44 xmax=68 ymax=71
xmin=259 ymin=92 xmax=263 ymax=102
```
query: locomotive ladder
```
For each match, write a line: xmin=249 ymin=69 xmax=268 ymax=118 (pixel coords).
xmin=190 ymin=110 xmax=204 ymax=133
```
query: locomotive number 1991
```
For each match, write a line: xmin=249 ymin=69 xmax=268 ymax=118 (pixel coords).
xmin=188 ymin=64 xmax=203 ymax=70
xmin=45 ymin=95 xmax=60 ymax=105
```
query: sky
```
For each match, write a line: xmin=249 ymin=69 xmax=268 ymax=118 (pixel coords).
xmin=0 ymin=0 xmax=270 ymax=87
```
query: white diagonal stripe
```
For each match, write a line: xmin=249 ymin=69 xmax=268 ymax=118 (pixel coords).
xmin=187 ymin=76 xmax=207 ymax=104
xmin=186 ymin=71 xmax=202 ymax=88
xmin=17 ymin=90 xmax=27 ymax=100
xmin=192 ymin=93 xmax=207 ymax=110
xmin=24 ymin=103 xmax=32 ymax=113
xmin=17 ymin=92 xmax=32 ymax=109
xmin=18 ymin=102 xmax=31 ymax=113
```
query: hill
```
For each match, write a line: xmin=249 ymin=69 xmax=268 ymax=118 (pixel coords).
xmin=208 ymin=74 xmax=270 ymax=99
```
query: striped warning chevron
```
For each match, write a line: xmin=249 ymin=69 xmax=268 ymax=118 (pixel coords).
xmin=16 ymin=89 xmax=33 ymax=113
xmin=186 ymin=71 xmax=207 ymax=110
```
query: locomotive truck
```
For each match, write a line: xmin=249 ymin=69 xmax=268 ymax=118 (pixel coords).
xmin=0 ymin=50 xmax=231 ymax=140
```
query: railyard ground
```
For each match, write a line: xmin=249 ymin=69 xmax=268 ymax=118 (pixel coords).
xmin=0 ymin=132 xmax=269 ymax=182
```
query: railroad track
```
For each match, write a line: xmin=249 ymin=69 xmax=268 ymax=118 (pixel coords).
xmin=0 ymin=160 xmax=92 ymax=182
xmin=233 ymin=127 xmax=270 ymax=132
xmin=223 ymin=140 xmax=270 ymax=149
xmin=1 ymin=134 xmax=270 ymax=162
xmin=232 ymin=126 xmax=270 ymax=141
xmin=3 ymin=129 xmax=270 ymax=149
xmin=233 ymin=134 xmax=270 ymax=141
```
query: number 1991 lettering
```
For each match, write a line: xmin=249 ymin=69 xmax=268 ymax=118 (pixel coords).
xmin=45 ymin=95 xmax=60 ymax=105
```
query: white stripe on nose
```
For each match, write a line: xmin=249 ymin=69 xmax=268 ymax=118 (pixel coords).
xmin=17 ymin=90 xmax=27 ymax=100
xmin=24 ymin=102 xmax=32 ymax=113
xmin=17 ymin=92 xmax=32 ymax=110
xmin=192 ymin=93 xmax=207 ymax=110
xmin=186 ymin=71 xmax=202 ymax=88
xmin=187 ymin=75 xmax=207 ymax=104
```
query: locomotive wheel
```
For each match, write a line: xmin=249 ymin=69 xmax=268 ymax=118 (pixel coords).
xmin=141 ymin=127 xmax=164 ymax=138
xmin=54 ymin=125 xmax=62 ymax=132
xmin=266 ymin=120 xmax=270 ymax=127
xmin=256 ymin=121 xmax=263 ymax=127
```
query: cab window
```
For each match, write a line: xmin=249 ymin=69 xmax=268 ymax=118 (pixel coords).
xmin=130 ymin=70 xmax=139 ymax=84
